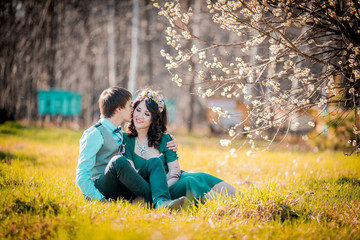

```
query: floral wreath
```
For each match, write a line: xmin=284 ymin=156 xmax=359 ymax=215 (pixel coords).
xmin=138 ymin=88 xmax=165 ymax=112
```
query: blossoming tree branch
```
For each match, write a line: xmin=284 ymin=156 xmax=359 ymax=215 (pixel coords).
xmin=153 ymin=0 xmax=360 ymax=154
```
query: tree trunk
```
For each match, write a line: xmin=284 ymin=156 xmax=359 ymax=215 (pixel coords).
xmin=144 ymin=0 xmax=153 ymax=86
xmin=107 ymin=0 xmax=116 ymax=87
xmin=187 ymin=0 xmax=200 ymax=133
xmin=79 ymin=1 xmax=97 ymax=124
xmin=48 ymin=1 xmax=58 ymax=88
xmin=128 ymin=0 xmax=139 ymax=94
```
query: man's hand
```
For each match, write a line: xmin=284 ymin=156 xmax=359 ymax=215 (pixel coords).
xmin=166 ymin=134 xmax=178 ymax=152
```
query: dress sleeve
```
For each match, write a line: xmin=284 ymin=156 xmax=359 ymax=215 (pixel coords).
xmin=162 ymin=134 xmax=178 ymax=163
xmin=161 ymin=134 xmax=181 ymax=186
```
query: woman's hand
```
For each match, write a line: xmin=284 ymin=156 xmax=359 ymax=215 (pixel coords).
xmin=166 ymin=134 xmax=178 ymax=152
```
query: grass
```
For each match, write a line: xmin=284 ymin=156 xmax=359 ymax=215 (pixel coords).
xmin=0 ymin=121 xmax=359 ymax=239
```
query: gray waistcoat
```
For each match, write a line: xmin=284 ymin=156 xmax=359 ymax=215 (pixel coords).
xmin=91 ymin=123 xmax=121 ymax=181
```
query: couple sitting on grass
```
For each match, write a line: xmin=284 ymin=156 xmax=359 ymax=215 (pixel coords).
xmin=76 ymin=86 xmax=239 ymax=210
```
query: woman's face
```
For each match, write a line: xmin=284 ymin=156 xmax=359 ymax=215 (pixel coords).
xmin=133 ymin=100 xmax=152 ymax=130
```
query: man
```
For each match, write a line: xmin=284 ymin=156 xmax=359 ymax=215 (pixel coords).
xmin=76 ymin=86 xmax=187 ymax=209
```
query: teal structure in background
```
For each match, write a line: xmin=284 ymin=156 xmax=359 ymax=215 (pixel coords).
xmin=38 ymin=90 xmax=82 ymax=116
xmin=164 ymin=100 xmax=175 ymax=123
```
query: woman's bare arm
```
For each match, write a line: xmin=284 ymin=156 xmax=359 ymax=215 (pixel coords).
xmin=166 ymin=159 xmax=181 ymax=186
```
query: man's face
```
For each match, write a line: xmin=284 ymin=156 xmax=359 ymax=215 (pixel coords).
xmin=117 ymin=99 xmax=133 ymax=123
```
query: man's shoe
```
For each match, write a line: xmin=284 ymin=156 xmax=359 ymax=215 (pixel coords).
xmin=156 ymin=196 xmax=189 ymax=211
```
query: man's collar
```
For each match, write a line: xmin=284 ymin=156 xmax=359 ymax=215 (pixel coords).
xmin=101 ymin=118 xmax=120 ymax=133
xmin=113 ymin=126 xmax=122 ymax=133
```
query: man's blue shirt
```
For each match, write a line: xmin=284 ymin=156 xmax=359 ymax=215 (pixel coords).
xmin=76 ymin=118 xmax=123 ymax=201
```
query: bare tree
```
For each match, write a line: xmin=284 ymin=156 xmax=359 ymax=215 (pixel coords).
xmin=0 ymin=0 xmax=134 ymax=125
xmin=107 ymin=0 xmax=116 ymax=87
xmin=0 ymin=1 xmax=61 ymax=121
xmin=144 ymin=0 xmax=154 ymax=86
xmin=186 ymin=0 xmax=202 ymax=133
xmin=128 ymin=0 xmax=140 ymax=94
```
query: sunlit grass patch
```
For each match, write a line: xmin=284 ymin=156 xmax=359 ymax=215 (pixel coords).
xmin=0 ymin=122 xmax=359 ymax=239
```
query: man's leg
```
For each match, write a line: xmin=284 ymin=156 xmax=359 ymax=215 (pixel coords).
xmin=95 ymin=156 xmax=151 ymax=203
xmin=138 ymin=157 xmax=170 ymax=205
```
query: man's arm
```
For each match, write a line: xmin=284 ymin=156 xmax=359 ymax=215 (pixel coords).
xmin=166 ymin=134 xmax=178 ymax=152
xmin=76 ymin=128 xmax=105 ymax=201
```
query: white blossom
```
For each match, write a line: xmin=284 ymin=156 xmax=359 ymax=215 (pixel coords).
xmin=246 ymin=150 xmax=252 ymax=157
xmin=220 ymin=139 xmax=231 ymax=146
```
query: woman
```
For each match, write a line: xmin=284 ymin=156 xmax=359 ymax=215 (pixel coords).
xmin=123 ymin=88 xmax=239 ymax=202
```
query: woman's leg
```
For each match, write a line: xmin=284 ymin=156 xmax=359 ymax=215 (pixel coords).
xmin=212 ymin=181 xmax=238 ymax=196
xmin=169 ymin=176 xmax=199 ymax=201
xmin=138 ymin=157 xmax=171 ymax=205
xmin=202 ymin=181 xmax=240 ymax=202
xmin=139 ymin=157 xmax=189 ymax=209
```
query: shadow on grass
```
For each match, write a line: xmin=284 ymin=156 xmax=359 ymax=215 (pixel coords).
xmin=336 ymin=177 xmax=360 ymax=186
xmin=8 ymin=197 xmax=61 ymax=216
xmin=0 ymin=151 xmax=16 ymax=164
xmin=0 ymin=121 xmax=26 ymax=135
xmin=0 ymin=151 xmax=37 ymax=164
xmin=0 ymin=121 xmax=81 ymax=146
xmin=307 ymin=176 xmax=360 ymax=188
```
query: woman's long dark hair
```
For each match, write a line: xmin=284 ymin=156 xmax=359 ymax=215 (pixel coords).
xmin=127 ymin=96 xmax=168 ymax=149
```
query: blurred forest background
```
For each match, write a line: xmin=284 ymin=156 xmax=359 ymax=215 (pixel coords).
xmin=1 ymin=0 xmax=359 ymax=153
xmin=0 ymin=0 xmax=210 ymax=132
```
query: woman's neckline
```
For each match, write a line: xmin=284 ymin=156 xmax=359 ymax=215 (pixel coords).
xmin=132 ymin=137 xmax=163 ymax=160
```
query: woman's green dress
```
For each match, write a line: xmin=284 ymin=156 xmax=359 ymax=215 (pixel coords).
xmin=122 ymin=133 xmax=223 ymax=200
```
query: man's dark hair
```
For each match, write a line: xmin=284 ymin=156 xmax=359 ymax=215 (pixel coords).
xmin=99 ymin=86 xmax=132 ymax=118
